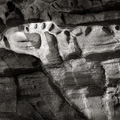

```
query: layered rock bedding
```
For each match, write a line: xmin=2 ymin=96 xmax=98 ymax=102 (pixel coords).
xmin=0 ymin=0 xmax=120 ymax=120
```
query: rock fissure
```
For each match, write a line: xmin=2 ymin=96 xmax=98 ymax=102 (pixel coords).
xmin=1 ymin=0 xmax=120 ymax=120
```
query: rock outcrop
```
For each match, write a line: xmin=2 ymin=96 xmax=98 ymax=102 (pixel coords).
xmin=1 ymin=0 xmax=120 ymax=29
xmin=0 ymin=0 xmax=120 ymax=120
xmin=0 ymin=48 xmax=84 ymax=120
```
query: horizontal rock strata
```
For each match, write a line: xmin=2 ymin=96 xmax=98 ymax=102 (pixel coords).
xmin=0 ymin=21 xmax=120 ymax=120
xmin=0 ymin=0 xmax=120 ymax=120
xmin=1 ymin=0 xmax=120 ymax=30
xmin=0 ymin=49 xmax=84 ymax=120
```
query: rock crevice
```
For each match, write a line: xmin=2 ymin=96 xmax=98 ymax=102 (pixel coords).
xmin=0 ymin=0 xmax=120 ymax=120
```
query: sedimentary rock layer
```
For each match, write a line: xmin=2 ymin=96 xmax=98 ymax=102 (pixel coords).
xmin=0 ymin=21 xmax=120 ymax=120
xmin=0 ymin=0 xmax=120 ymax=120
xmin=1 ymin=0 xmax=120 ymax=31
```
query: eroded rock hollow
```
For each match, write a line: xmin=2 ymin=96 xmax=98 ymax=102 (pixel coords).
xmin=0 ymin=0 xmax=120 ymax=120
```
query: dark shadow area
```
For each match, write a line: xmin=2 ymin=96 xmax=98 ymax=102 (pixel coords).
xmin=85 ymin=49 xmax=120 ymax=62
xmin=69 ymin=1 xmax=120 ymax=15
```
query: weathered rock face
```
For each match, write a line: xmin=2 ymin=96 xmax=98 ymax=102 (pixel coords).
xmin=1 ymin=0 xmax=120 ymax=29
xmin=0 ymin=0 xmax=120 ymax=120
xmin=0 ymin=49 xmax=84 ymax=120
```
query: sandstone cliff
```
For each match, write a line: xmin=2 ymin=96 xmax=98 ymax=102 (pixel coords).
xmin=0 ymin=0 xmax=120 ymax=120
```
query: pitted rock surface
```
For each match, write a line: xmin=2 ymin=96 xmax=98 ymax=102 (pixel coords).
xmin=1 ymin=0 xmax=120 ymax=29
xmin=0 ymin=0 xmax=120 ymax=120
